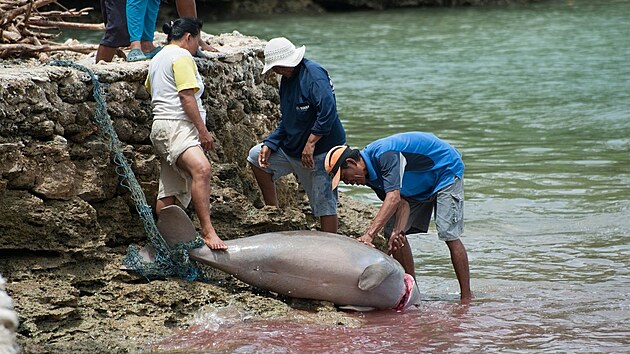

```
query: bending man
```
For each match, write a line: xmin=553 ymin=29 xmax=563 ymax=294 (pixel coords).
xmin=325 ymin=132 xmax=471 ymax=302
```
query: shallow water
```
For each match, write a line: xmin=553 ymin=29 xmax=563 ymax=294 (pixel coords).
xmin=78 ymin=0 xmax=630 ymax=351
xmin=174 ymin=1 xmax=630 ymax=352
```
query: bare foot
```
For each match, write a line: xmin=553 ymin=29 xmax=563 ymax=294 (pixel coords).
xmin=203 ymin=232 xmax=227 ymax=250
xmin=141 ymin=44 xmax=156 ymax=53
xmin=460 ymin=293 xmax=473 ymax=305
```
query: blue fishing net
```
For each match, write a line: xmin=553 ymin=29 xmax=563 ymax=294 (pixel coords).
xmin=49 ymin=60 xmax=203 ymax=281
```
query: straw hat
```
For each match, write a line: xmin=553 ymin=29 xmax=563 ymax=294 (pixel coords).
xmin=262 ymin=37 xmax=306 ymax=74
xmin=325 ymin=145 xmax=353 ymax=190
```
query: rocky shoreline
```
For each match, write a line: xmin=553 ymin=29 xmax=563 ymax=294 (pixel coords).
xmin=54 ymin=0 xmax=542 ymax=22
xmin=189 ymin=0 xmax=539 ymax=19
xmin=0 ymin=32 xmax=382 ymax=353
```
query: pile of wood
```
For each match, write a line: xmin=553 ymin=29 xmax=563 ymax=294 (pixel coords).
xmin=0 ymin=0 xmax=103 ymax=59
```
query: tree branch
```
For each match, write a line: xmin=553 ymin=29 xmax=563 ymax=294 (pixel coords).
xmin=27 ymin=19 xmax=104 ymax=31
xmin=0 ymin=42 xmax=98 ymax=57
xmin=0 ymin=0 xmax=56 ymax=25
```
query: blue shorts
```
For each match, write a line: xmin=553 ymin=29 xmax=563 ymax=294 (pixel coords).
xmin=385 ymin=177 xmax=464 ymax=241
xmin=247 ymin=143 xmax=338 ymax=217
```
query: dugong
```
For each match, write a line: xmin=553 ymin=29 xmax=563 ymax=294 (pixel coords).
xmin=157 ymin=205 xmax=420 ymax=311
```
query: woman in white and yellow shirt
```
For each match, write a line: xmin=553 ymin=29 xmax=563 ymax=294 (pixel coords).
xmin=145 ymin=17 xmax=226 ymax=250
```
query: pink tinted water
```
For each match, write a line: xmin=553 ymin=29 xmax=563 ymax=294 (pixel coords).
xmin=154 ymin=303 xmax=470 ymax=353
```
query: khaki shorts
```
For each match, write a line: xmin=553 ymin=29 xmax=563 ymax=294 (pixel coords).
xmin=150 ymin=119 xmax=200 ymax=208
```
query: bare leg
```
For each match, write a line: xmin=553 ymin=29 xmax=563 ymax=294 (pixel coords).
xmin=250 ymin=164 xmax=278 ymax=206
xmin=446 ymin=239 xmax=472 ymax=303
xmin=175 ymin=0 xmax=218 ymax=51
xmin=391 ymin=235 xmax=415 ymax=278
xmin=177 ymin=146 xmax=226 ymax=250
xmin=140 ymin=40 xmax=156 ymax=53
xmin=129 ymin=40 xmax=141 ymax=51
xmin=95 ymin=45 xmax=117 ymax=63
xmin=319 ymin=215 xmax=338 ymax=233
xmin=175 ymin=0 xmax=197 ymax=16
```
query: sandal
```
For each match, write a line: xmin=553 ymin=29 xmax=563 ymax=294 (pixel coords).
xmin=145 ymin=46 xmax=163 ymax=59
xmin=126 ymin=48 xmax=147 ymax=62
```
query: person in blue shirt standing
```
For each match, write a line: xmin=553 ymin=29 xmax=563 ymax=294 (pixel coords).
xmin=247 ymin=37 xmax=346 ymax=233
xmin=324 ymin=132 xmax=472 ymax=302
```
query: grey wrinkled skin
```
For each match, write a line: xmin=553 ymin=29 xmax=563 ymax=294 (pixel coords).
xmin=158 ymin=205 xmax=420 ymax=310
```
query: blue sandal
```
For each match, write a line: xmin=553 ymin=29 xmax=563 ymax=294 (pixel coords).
xmin=126 ymin=48 xmax=147 ymax=62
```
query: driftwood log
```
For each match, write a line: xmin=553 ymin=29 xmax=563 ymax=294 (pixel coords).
xmin=0 ymin=0 xmax=102 ymax=58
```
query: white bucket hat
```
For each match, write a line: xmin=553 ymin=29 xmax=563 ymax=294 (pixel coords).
xmin=262 ymin=37 xmax=306 ymax=74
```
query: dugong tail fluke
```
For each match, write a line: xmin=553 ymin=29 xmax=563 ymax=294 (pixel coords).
xmin=156 ymin=205 xmax=420 ymax=311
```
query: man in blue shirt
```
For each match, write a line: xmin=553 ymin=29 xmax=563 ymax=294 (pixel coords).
xmin=248 ymin=37 xmax=346 ymax=233
xmin=325 ymin=132 xmax=471 ymax=302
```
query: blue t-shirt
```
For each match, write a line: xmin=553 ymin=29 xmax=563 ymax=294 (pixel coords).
xmin=263 ymin=58 xmax=346 ymax=158
xmin=361 ymin=132 xmax=464 ymax=201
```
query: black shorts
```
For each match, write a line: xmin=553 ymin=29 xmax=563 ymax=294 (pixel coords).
xmin=100 ymin=0 xmax=130 ymax=47
xmin=384 ymin=177 xmax=464 ymax=241
xmin=384 ymin=198 xmax=435 ymax=238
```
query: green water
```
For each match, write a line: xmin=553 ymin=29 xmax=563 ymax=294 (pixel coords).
xmin=208 ymin=1 xmax=629 ymax=203
xmin=74 ymin=0 xmax=630 ymax=351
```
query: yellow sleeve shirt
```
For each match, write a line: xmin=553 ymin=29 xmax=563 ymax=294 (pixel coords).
xmin=146 ymin=44 xmax=206 ymax=121
xmin=173 ymin=55 xmax=199 ymax=93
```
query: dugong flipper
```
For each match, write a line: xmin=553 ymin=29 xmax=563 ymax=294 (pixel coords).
xmin=157 ymin=205 xmax=420 ymax=311
xmin=358 ymin=261 xmax=398 ymax=291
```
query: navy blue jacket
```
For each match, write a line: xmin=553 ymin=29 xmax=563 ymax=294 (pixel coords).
xmin=263 ymin=58 xmax=346 ymax=158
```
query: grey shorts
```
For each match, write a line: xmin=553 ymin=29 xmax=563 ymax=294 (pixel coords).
xmin=385 ymin=177 xmax=464 ymax=242
xmin=247 ymin=143 xmax=338 ymax=217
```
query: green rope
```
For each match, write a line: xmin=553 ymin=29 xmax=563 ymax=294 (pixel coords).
xmin=48 ymin=60 xmax=203 ymax=281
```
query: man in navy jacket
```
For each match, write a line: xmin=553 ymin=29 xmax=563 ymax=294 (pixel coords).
xmin=325 ymin=132 xmax=472 ymax=302
xmin=247 ymin=37 xmax=346 ymax=233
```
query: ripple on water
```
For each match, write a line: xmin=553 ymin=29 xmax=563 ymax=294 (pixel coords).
xmin=144 ymin=1 xmax=630 ymax=352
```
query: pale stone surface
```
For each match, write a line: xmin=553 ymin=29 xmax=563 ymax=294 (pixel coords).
xmin=0 ymin=275 xmax=18 ymax=354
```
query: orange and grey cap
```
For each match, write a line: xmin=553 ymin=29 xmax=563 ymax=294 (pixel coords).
xmin=325 ymin=145 xmax=353 ymax=190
